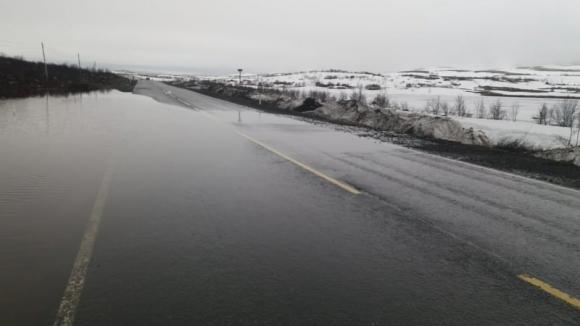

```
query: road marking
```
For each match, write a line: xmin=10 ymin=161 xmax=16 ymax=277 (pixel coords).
xmin=171 ymin=95 xmax=360 ymax=195
xmin=53 ymin=161 xmax=114 ymax=326
xmin=175 ymin=97 xmax=192 ymax=108
xmin=234 ymin=131 xmax=361 ymax=195
xmin=518 ymin=274 xmax=580 ymax=310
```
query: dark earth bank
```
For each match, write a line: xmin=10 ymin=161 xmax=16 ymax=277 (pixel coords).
xmin=0 ymin=55 xmax=136 ymax=98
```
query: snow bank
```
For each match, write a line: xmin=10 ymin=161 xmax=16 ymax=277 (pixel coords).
xmin=534 ymin=147 xmax=580 ymax=166
xmin=312 ymin=102 xmax=490 ymax=146
xmin=457 ymin=118 xmax=575 ymax=150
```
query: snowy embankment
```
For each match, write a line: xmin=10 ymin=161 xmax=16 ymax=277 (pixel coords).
xmin=456 ymin=118 xmax=575 ymax=150
xmin=454 ymin=117 xmax=580 ymax=166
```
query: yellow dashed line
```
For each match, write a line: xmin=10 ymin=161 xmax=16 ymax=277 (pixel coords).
xmin=518 ymin=274 xmax=580 ymax=310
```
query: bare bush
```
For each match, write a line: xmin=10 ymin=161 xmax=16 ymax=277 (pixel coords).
xmin=350 ymin=85 xmax=367 ymax=105
xmin=425 ymin=96 xmax=441 ymax=115
xmin=338 ymin=91 xmax=348 ymax=102
xmin=372 ymin=93 xmax=390 ymax=108
xmin=359 ymin=93 xmax=367 ymax=105
xmin=475 ymin=99 xmax=486 ymax=119
xmin=281 ymin=88 xmax=300 ymax=100
xmin=454 ymin=95 xmax=466 ymax=117
xmin=308 ymin=90 xmax=330 ymax=103
xmin=567 ymin=113 xmax=578 ymax=146
xmin=489 ymin=99 xmax=506 ymax=120
xmin=551 ymin=99 xmax=578 ymax=127
xmin=441 ymin=101 xmax=450 ymax=116
xmin=510 ymin=102 xmax=520 ymax=121
xmin=350 ymin=90 xmax=359 ymax=101
xmin=536 ymin=103 xmax=549 ymax=125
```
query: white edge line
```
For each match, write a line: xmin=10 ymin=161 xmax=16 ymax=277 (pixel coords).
xmin=53 ymin=161 xmax=114 ymax=326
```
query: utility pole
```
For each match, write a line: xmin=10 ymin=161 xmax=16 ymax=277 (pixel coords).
xmin=77 ymin=53 xmax=83 ymax=81
xmin=41 ymin=42 xmax=48 ymax=82
xmin=258 ymin=75 xmax=262 ymax=105
xmin=237 ymin=68 xmax=243 ymax=85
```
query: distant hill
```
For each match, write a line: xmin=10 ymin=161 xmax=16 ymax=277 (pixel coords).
xmin=0 ymin=55 xmax=136 ymax=98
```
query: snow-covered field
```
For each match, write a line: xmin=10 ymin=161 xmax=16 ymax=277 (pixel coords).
xmin=198 ymin=66 xmax=580 ymax=123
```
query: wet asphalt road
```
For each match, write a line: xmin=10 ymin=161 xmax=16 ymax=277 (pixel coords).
xmin=1 ymin=80 xmax=579 ymax=325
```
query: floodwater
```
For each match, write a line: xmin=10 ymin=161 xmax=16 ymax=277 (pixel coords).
xmin=0 ymin=91 xmax=197 ymax=324
xmin=0 ymin=92 xmax=143 ymax=324
xmin=1 ymin=89 xmax=578 ymax=325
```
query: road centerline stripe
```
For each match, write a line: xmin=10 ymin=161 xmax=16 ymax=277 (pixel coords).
xmin=171 ymin=94 xmax=360 ymax=195
xmin=53 ymin=161 xmax=114 ymax=326
xmin=234 ymin=130 xmax=361 ymax=195
xmin=518 ymin=274 xmax=580 ymax=310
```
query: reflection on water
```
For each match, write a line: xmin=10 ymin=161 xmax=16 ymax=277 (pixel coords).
xmin=0 ymin=90 xmax=191 ymax=325
xmin=0 ymin=90 xmax=205 ymax=215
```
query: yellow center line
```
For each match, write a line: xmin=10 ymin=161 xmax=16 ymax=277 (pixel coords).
xmin=53 ymin=160 xmax=115 ymax=326
xmin=174 ymin=95 xmax=360 ymax=195
xmin=234 ymin=130 xmax=361 ymax=195
xmin=518 ymin=274 xmax=580 ymax=310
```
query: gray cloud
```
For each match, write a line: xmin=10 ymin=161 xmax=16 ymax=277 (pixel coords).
xmin=1 ymin=0 xmax=580 ymax=74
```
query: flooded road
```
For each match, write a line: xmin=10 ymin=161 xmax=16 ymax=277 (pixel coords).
xmin=1 ymin=86 xmax=579 ymax=325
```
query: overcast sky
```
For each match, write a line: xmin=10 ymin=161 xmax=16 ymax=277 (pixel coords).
xmin=1 ymin=0 xmax=580 ymax=74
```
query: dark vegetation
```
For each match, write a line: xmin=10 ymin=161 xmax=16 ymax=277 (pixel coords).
xmin=0 ymin=55 xmax=136 ymax=98
xmin=416 ymin=139 xmax=580 ymax=189
xmin=521 ymin=66 xmax=580 ymax=73
xmin=402 ymin=71 xmax=539 ymax=87
xmin=171 ymin=79 xmax=308 ymax=117
xmin=366 ymin=131 xmax=580 ymax=189
xmin=479 ymin=85 xmax=548 ymax=94
xmin=364 ymin=84 xmax=382 ymax=90
xmin=315 ymin=81 xmax=353 ymax=89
